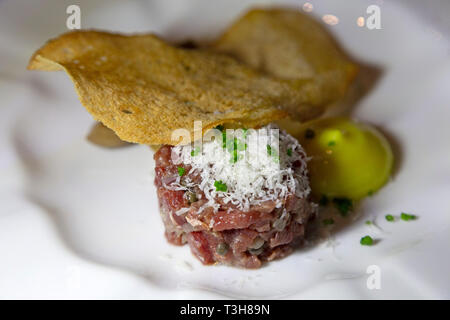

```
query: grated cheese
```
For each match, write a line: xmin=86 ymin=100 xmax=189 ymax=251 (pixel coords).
xmin=171 ymin=124 xmax=310 ymax=212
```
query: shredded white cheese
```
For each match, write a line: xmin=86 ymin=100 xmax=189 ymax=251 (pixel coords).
xmin=171 ymin=124 xmax=310 ymax=212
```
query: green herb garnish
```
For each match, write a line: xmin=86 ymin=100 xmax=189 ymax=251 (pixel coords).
xmin=226 ymin=137 xmax=246 ymax=163
xmin=267 ymin=145 xmax=272 ymax=156
xmin=177 ymin=167 xmax=185 ymax=176
xmin=287 ymin=148 xmax=293 ymax=156
xmin=226 ymin=139 xmax=235 ymax=153
xmin=365 ymin=220 xmax=372 ymax=225
xmin=360 ymin=235 xmax=374 ymax=246
xmin=226 ymin=137 xmax=246 ymax=152
xmin=385 ymin=214 xmax=394 ymax=222
xmin=230 ymin=149 xmax=240 ymax=164
xmin=266 ymin=145 xmax=279 ymax=162
xmin=400 ymin=212 xmax=417 ymax=221
xmin=333 ymin=197 xmax=353 ymax=216
xmin=328 ymin=141 xmax=336 ymax=147
xmin=323 ymin=218 xmax=335 ymax=226
xmin=214 ymin=180 xmax=227 ymax=192
xmin=190 ymin=146 xmax=200 ymax=156
xmin=222 ymin=131 xmax=227 ymax=148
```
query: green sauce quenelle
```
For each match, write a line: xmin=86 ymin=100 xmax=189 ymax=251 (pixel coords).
xmin=296 ymin=117 xmax=394 ymax=200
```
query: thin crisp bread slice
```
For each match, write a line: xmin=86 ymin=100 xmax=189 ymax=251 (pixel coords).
xmin=212 ymin=8 xmax=359 ymax=115
xmin=28 ymin=30 xmax=326 ymax=145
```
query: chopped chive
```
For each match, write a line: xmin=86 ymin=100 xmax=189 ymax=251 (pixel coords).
xmin=236 ymin=140 xmax=247 ymax=151
xmin=267 ymin=145 xmax=272 ymax=156
xmin=190 ymin=146 xmax=200 ymax=156
xmin=385 ymin=214 xmax=395 ymax=222
xmin=287 ymin=148 xmax=293 ymax=156
xmin=177 ymin=167 xmax=185 ymax=177
xmin=222 ymin=132 xmax=227 ymax=148
xmin=227 ymin=137 xmax=246 ymax=152
xmin=365 ymin=220 xmax=372 ymax=225
xmin=323 ymin=218 xmax=335 ymax=226
xmin=328 ymin=141 xmax=336 ymax=147
xmin=226 ymin=137 xmax=246 ymax=163
xmin=368 ymin=190 xmax=374 ymax=196
xmin=242 ymin=128 xmax=248 ymax=138
xmin=266 ymin=145 xmax=279 ymax=162
xmin=401 ymin=212 xmax=417 ymax=221
xmin=230 ymin=149 xmax=239 ymax=164
xmin=360 ymin=235 xmax=374 ymax=246
xmin=305 ymin=128 xmax=315 ymax=139
xmin=214 ymin=180 xmax=227 ymax=192
xmin=333 ymin=197 xmax=353 ymax=216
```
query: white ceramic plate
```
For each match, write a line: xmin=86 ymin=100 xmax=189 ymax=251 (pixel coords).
xmin=1 ymin=0 xmax=449 ymax=299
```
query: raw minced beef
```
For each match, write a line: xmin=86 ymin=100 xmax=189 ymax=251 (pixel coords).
xmin=153 ymin=126 xmax=317 ymax=268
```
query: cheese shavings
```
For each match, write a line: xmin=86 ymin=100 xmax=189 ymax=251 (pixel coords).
xmin=171 ymin=124 xmax=310 ymax=212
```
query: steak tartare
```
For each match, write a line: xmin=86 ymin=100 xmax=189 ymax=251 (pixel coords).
xmin=154 ymin=125 xmax=316 ymax=268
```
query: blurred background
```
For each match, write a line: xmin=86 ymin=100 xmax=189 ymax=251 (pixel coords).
xmin=0 ymin=0 xmax=449 ymax=299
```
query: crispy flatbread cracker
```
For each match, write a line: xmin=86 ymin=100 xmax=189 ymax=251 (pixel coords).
xmin=28 ymin=30 xmax=325 ymax=145
xmin=212 ymin=8 xmax=358 ymax=113
xmin=87 ymin=122 xmax=132 ymax=148
xmin=85 ymin=40 xmax=198 ymax=149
